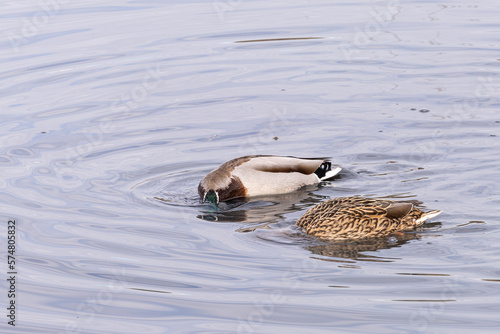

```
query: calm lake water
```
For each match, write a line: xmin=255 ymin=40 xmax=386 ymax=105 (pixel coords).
xmin=1 ymin=0 xmax=499 ymax=333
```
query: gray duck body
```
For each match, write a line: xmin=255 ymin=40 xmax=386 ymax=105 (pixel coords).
xmin=198 ymin=155 xmax=341 ymax=204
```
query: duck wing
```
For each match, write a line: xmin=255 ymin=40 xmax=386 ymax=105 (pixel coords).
xmin=243 ymin=156 xmax=327 ymax=175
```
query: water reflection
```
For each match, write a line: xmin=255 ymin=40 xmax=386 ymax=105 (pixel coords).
xmin=195 ymin=185 xmax=444 ymax=261
xmin=196 ymin=185 xmax=325 ymax=224
xmin=305 ymin=223 xmax=441 ymax=261
xmin=234 ymin=37 xmax=324 ymax=43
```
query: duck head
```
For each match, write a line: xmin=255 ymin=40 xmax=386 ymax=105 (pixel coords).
xmin=203 ymin=189 xmax=219 ymax=205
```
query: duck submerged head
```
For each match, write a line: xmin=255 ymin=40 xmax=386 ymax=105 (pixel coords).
xmin=203 ymin=189 xmax=219 ymax=205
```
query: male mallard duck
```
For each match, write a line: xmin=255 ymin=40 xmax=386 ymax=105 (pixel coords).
xmin=198 ymin=155 xmax=341 ymax=204
xmin=296 ymin=196 xmax=441 ymax=240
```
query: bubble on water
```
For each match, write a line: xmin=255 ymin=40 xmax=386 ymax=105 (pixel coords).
xmin=387 ymin=236 xmax=398 ymax=244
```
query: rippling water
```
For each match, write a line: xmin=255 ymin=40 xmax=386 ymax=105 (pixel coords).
xmin=1 ymin=0 xmax=499 ymax=333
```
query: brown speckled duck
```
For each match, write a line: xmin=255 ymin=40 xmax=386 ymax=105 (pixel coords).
xmin=296 ymin=196 xmax=441 ymax=240
xmin=198 ymin=155 xmax=341 ymax=205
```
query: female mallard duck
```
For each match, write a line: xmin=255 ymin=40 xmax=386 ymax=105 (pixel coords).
xmin=296 ymin=196 xmax=441 ymax=240
xmin=198 ymin=155 xmax=341 ymax=204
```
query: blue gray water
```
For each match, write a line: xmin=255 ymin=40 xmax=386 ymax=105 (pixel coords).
xmin=1 ymin=0 xmax=499 ymax=333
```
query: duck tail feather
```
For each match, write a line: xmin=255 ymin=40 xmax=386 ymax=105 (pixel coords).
xmin=319 ymin=166 xmax=342 ymax=181
xmin=416 ymin=210 xmax=442 ymax=223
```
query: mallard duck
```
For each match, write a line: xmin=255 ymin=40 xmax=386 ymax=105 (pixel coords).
xmin=198 ymin=155 xmax=341 ymax=204
xmin=296 ymin=196 xmax=441 ymax=240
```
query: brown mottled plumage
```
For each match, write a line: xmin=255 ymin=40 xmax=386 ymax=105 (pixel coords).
xmin=296 ymin=196 xmax=441 ymax=240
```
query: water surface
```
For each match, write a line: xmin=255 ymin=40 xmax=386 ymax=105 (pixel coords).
xmin=1 ymin=0 xmax=499 ymax=333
